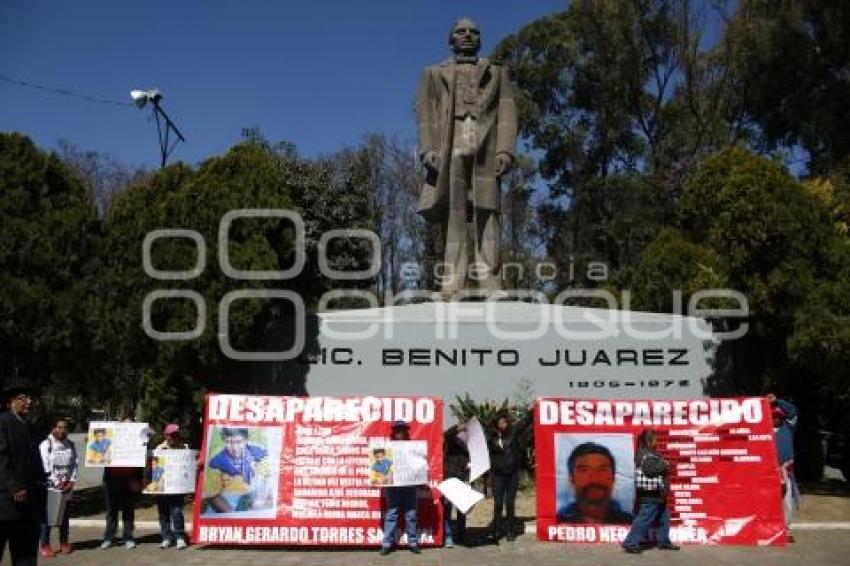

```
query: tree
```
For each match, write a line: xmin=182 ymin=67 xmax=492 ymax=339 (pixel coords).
xmin=98 ymin=141 xmax=310 ymax=438
xmin=501 ymin=153 xmax=547 ymax=290
xmin=725 ymin=0 xmax=850 ymax=173
xmin=94 ymin=131 xmax=387 ymax=439
xmin=621 ymin=146 xmax=847 ymax=478
xmin=0 ymin=133 xmax=101 ymax=413
xmin=493 ymin=1 xmax=748 ymax=281
xmin=56 ymin=140 xmax=147 ymax=215
xmin=618 ymin=227 xmax=727 ymax=313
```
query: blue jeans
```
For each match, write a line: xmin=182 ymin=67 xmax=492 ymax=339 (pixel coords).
xmin=156 ymin=495 xmax=186 ymax=542
xmin=623 ymin=499 xmax=672 ymax=549
xmin=443 ymin=497 xmax=466 ymax=543
xmin=40 ymin=504 xmax=71 ymax=545
xmin=382 ymin=486 xmax=418 ymax=548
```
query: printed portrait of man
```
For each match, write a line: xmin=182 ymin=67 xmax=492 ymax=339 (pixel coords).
xmin=146 ymin=454 xmax=165 ymax=493
xmin=202 ymin=427 xmax=274 ymax=515
xmin=370 ymin=447 xmax=393 ymax=486
xmin=87 ymin=427 xmax=112 ymax=464
xmin=556 ymin=439 xmax=634 ymax=524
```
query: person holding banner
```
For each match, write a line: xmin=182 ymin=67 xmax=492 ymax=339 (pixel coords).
xmin=487 ymin=409 xmax=531 ymax=541
xmin=38 ymin=417 xmax=78 ymax=557
xmin=622 ymin=429 xmax=679 ymax=554
xmin=767 ymin=393 xmax=798 ymax=431
xmin=380 ymin=420 xmax=421 ymax=556
xmin=100 ymin=414 xmax=144 ymax=550
xmin=443 ymin=424 xmax=470 ymax=547
xmin=772 ymin=405 xmax=798 ymax=542
xmin=154 ymin=424 xmax=189 ymax=550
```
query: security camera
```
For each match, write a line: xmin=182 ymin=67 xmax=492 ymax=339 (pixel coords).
xmin=130 ymin=90 xmax=148 ymax=108
xmin=129 ymin=89 xmax=163 ymax=108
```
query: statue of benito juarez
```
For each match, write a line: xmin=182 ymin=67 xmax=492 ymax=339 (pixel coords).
xmin=416 ymin=18 xmax=518 ymax=296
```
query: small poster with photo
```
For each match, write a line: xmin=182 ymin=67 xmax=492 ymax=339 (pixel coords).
xmin=368 ymin=439 xmax=428 ymax=487
xmin=144 ymin=449 xmax=196 ymax=494
xmin=85 ymin=421 xmax=149 ymax=467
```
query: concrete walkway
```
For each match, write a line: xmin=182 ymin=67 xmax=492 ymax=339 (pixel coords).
xmin=16 ymin=528 xmax=850 ymax=566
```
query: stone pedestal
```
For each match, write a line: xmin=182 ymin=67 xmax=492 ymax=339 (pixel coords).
xmin=290 ymin=302 xmax=716 ymax=422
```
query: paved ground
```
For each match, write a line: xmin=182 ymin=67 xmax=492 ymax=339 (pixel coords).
xmin=14 ymin=468 xmax=843 ymax=565
xmin=8 ymin=528 xmax=850 ymax=566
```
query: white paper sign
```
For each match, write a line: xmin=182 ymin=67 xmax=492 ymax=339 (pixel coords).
xmin=144 ymin=449 xmax=197 ymax=494
xmin=437 ymin=477 xmax=484 ymax=514
xmin=466 ymin=417 xmax=490 ymax=482
xmin=368 ymin=439 xmax=428 ymax=487
xmin=85 ymin=422 xmax=149 ymax=467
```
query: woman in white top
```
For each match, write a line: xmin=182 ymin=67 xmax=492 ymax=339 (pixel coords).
xmin=38 ymin=418 xmax=78 ymax=557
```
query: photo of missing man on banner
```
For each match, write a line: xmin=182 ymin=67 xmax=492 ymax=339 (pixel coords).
xmin=555 ymin=433 xmax=635 ymax=524
xmin=201 ymin=426 xmax=281 ymax=519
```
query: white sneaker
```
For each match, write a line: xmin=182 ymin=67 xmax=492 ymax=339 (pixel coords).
xmin=99 ymin=540 xmax=112 ymax=550
xmin=159 ymin=539 xmax=172 ymax=549
xmin=175 ymin=538 xmax=188 ymax=549
xmin=124 ymin=540 xmax=137 ymax=550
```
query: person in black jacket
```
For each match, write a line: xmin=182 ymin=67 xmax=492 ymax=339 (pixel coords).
xmin=443 ymin=424 xmax=470 ymax=547
xmin=486 ymin=408 xmax=531 ymax=541
xmin=0 ymin=385 xmax=47 ymax=566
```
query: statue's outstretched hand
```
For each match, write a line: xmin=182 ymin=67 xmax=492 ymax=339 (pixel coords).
xmin=423 ymin=151 xmax=440 ymax=172
xmin=496 ymin=153 xmax=513 ymax=177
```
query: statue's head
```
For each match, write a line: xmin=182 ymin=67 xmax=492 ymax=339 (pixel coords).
xmin=449 ymin=18 xmax=481 ymax=56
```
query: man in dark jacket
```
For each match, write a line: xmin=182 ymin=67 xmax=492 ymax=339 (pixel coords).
xmin=486 ymin=409 xmax=531 ymax=541
xmin=0 ymin=385 xmax=47 ymax=566
xmin=443 ymin=424 xmax=470 ymax=546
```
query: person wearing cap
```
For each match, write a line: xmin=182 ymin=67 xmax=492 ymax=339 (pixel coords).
xmin=153 ymin=424 xmax=190 ymax=549
xmin=379 ymin=420 xmax=421 ymax=556
xmin=38 ymin=417 xmax=78 ymax=557
xmin=0 ymin=385 xmax=47 ymax=566
xmin=772 ymin=405 xmax=798 ymax=541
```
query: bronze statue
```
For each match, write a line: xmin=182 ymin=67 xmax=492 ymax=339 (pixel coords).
xmin=416 ymin=18 xmax=518 ymax=296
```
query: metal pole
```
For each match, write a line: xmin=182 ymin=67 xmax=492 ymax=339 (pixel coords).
xmin=153 ymin=106 xmax=166 ymax=168
xmin=152 ymin=101 xmax=186 ymax=168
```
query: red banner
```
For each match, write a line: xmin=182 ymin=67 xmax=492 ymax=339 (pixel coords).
xmin=192 ymin=395 xmax=443 ymax=546
xmin=534 ymin=397 xmax=786 ymax=545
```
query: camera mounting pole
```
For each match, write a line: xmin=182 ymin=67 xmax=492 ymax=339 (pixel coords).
xmin=130 ymin=89 xmax=186 ymax=168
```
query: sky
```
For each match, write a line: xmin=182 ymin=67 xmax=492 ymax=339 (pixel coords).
xmin=0 ymin=0 xmax=568 ymax=169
